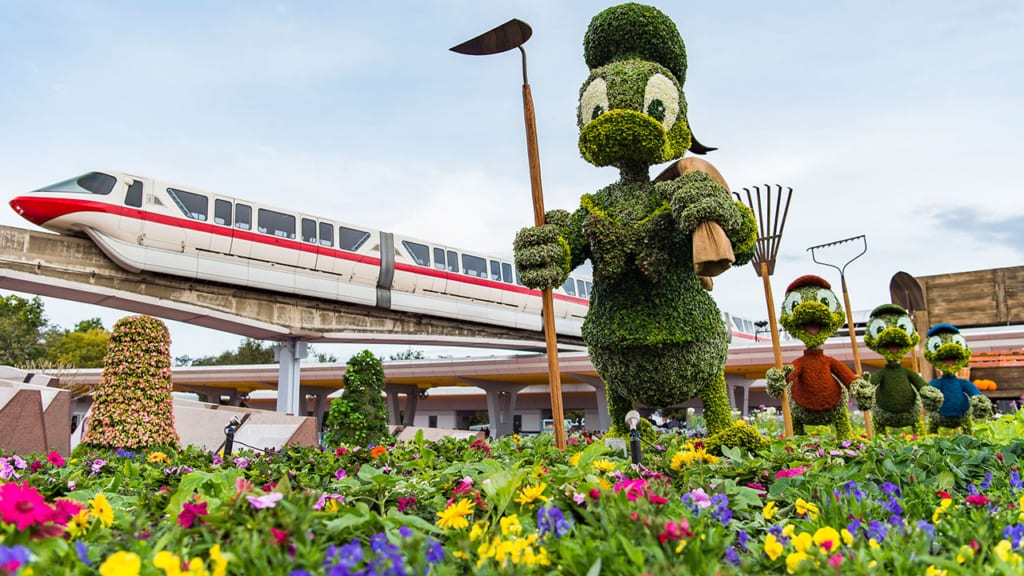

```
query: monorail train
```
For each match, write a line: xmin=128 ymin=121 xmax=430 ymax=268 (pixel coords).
xmin=9 ymin=170 xmax=762 ymax=342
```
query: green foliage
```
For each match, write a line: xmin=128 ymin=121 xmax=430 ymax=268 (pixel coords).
xmin=704 ymin=421 xmax=768 ymax=456
xmin=389 ymin=349 xmax=426 ymax=361
xmin=323 ymin=350 xmax=391 ymax=448
xmin=0 ymin=294 xmax=49 ymax=366
xmin=780 ymin=300 xmax=845 ymax=349
xmin=513 ymin=224 xmax=571 ymax=290
xmin=45 ymin=326 xmax=111 ymax=368
xmin=583 ymin=3 xmax=688 ymax=85
xmin=83 ymin=315 xmax=179 ymax=449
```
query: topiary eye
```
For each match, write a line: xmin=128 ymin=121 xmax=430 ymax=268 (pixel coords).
xmin=782 ymin=292 xmax=802 ymax=315
xmin=580 ymin=78 xmax=609 ymax=127
xmin=643 ymin=73 xmax=679 ymax=130
xmin=926 ymin=336 xmax=943 ymax=353
xmin=952 ymin=334 xmax=967 ymax=348
xmin=867 ymin=319 xmax=886 ymax=339
xmin=897 ymin=316 xmax=915 ymax=336
xmin=816 ymin=289 xmax=840 ymax=312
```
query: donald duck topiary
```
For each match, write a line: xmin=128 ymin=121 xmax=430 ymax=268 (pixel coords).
xmin=766 ymin=275 xmax=872 ymax=438
xmin=862 ymin=304 xmax=944 ymax=435
xmin=513 ymin=3 xmax=757 ymax=435
xmin=923 ymin=323 xmax=993 ymax=434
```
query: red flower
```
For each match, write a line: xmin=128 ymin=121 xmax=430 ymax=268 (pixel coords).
xmin=46 ymin=451 xmax=66 ymax=467
xmin=29 ymin=461 xmax=42 ymax=473
xmin=588 ymin=488 xmax=601 ymax=500
xmin=271 ymin=527 xmax=289 ymax=545
xmin=966 ymin=494 xmax=991 ymax=507
xmin=935 ymin=490 xmax=951 ymax=499
xmin=998 ymin=453 xmax=1005 ymax=461
xmin=648 ymin=494 xmax=669 ymax=505
xmin=178 ymin=500 xmax=208 ymax=528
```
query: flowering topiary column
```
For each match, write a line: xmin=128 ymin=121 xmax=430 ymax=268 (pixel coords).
xmin=323 ymin=350 xmax=390 ymax=448
xmin=82 ymin=315 xmax=179 ymax=449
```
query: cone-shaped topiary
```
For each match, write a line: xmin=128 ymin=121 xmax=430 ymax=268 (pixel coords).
xmin=323 ymin=350 xmax=391 ymax=447
xmin=82 ymin=315 xmax=178 ymax=449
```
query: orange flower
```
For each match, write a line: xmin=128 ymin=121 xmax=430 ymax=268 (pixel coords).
xmin=370 ymin=446 xmax=387 ymax=458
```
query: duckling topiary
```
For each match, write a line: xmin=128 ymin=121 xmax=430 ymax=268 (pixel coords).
xmin=863 ymin=304 xmax=944 ymax=434
xmin=766 ymin=275 xmax=871 ymax=438
xmin=513 ymin=3 xmax=756 ymax=436
xmin=923 ymin=323 xmax=993 ymax=434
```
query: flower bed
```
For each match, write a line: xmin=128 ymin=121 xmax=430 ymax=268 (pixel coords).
xmin=4 ymin=414 xmax=1024 ymax=575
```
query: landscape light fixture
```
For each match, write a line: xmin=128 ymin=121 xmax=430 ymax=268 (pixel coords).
xmin=451 ymin=19 xmax=568 ymax=449
xmin=625 ymin=410 xmax=642 ymax=465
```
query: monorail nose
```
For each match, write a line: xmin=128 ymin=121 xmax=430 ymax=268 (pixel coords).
xmin=9 ymin=196 xmax=58 ymax=227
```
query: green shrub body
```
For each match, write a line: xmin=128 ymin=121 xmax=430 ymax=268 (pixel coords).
xmin=82 ymin=315 xmax=179 ymax=449
xmin=324 ymin=350 xmax=390 ymax=447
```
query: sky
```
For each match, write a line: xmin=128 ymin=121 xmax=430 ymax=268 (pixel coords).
xmin=1 ymin=1 xmax=1022 ymax=362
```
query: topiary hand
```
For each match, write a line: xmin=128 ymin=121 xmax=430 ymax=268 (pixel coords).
xmin=920 ymin=385 xmax=944 ymax=413
xmin=970 ymin=394 xmax=994 ymax=421
xmin=765 ymin=365 xmax=793 ymax=398
xmin=513 ymin=222 xmax=571 ymax=291
xmin=850 ymin=378 xmax=875 ymax=411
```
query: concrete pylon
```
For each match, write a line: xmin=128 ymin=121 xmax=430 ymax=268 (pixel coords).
xmin=275 ymin=338 xmax=307 ymax=415
xmin=385 ymin=384 xmax=420 ymax=426
xmin=570 ymin=374 xmax=610 ymax=432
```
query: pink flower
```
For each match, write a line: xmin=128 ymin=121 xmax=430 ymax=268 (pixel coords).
xmin=334 ymin=469 xmax=347 ymax=481
xmin=648 ymin=494 xmax=669 ymax=505
xmin=614 ymin=478 xmax=648 ymax=502
xmin=271 ymin=527 xmax=289 ymax=545
xmin=235 ymin=477 xmax=254 ymax=496
xmin=46 ymin=451 xmax=66 ymax=467
xmin=966 ymin=494 xmax=991 ymax=507
xmin=686 ymin=488 xmax=712 ymax=509
xmin=828 ymin=554 xmax=843 ymax=568
xmin=657 ymin=519 xmax=693 ymax=543
xmin=178 ymin=500 xmax=208 ymax=528
xmin=248 ymin=492 xmax=284 ymax=510
xmin=51 ymin=499 xmax=86 ymax=525
xmin=0 ymin=482 xmax=55 ymax=531
xmin=397 ymin=497 xmax=417 ymax=512
xmin=589 ymin=488 xmax=601 ymax=501
xmin=774 ymin=466 xmax=808 ymax=479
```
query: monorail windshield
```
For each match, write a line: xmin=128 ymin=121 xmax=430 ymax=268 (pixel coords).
xmin=37 ymin=172 xmax=116 ymax=196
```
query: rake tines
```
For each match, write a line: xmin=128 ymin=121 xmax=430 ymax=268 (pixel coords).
xmin=734 ymin=185 xmax=793 ymax=277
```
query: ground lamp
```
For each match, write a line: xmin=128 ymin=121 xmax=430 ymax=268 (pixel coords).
xmin=808 ymin=234 xmax=872 ymax=438
xmin=451 ymin=19 xmax=568 ymax=449
xmin=624 ymin=410 xmax=642 ymax=465
xmin=736 ymin=185 xmax=794 ymax=437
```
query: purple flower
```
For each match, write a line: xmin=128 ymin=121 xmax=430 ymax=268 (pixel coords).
xmin=326 ymin=540 xmax=364 ymax=570
xmin=917 ymin=520 xmax=935 ymax=540
xmin=90 ymin=459 xmax=107 ymax=476
xmin=398 ymin=526 xmax=413 ymax=538
xmin=0 ymin=544 xmax=30 ymax=573
xmin=537 ymin=506 xmax=572 ymax=538
xmin=867 ymin=520 xmax=888 ymax=542
xmin=1004 ymin=523 xmax=1024 ymax=548
xmin=75 ymin=541 xmax=92 ymax=566
xmin=1012 ymin=471 xmax=1023 ymax=491
xmin=247 ymin=492 xmax=284 ymax=510
xmin=426 ymin=537 xmax=444 ymax=564
xmin=981 ymin=472 xmax=993 ymax=491
xmin=737 ymin=529 xmax=750 ymax=552
xmin=725 ymin=546 xmax=741 ymax=566
xmin=334 ymin=468 xmax=347 ymax=480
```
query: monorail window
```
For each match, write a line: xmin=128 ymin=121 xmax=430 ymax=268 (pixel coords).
xmin=257 ymin=208 xmax=295 ymax=239
xmin=167 ymin=188 xmax=208 ymax=221
xmin=235 ymin=204 xmax=252 ymax=231
xmin=563 ymin=278 xmax=577 ymax=296
xmin=462 ymin=254 xmax=487 ymax=278
xmin=318 ymin=222 xmax=333 ymax=247
xmin=577 ymin=279 xmax=589 ymax=299
xmin=38 ymin=171 xmax=117 ymax=196
xmin=490 ymin=260 xmax=502 ymax=281
xmin=433 ymin=247 xmax=446 ymax=270
xmin=447 ymin=251 xmax=458 ymax=273
xmin=501 ymin=262 xmax=513 ymax=283
xmin=301 ymin=218 xmax=317 ymax=244
xmin=124 ymin=180 xmax=143 ymax=208
xmin=338 ymin=226 xmax=370 ymax=251
xmin=403 ymin=241 xmax=429 ymax=266
xmin=214 ymin=199 xmax=232 ymax=226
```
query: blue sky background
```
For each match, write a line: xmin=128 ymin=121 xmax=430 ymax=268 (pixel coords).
xmin=1 ymin=1 xmax=1022 ymax=360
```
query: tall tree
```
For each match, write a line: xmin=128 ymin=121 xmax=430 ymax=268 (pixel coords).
xmin=0 ymin=295 xmax=49 ymax=366
xmin=44 ymin=317 xmax=111 ymax=368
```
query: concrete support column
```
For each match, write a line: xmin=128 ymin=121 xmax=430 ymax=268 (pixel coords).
xmin=384 ymin=384 xmax=420 ymax=426
xmin=300 ymin=387 xmax=331 ymax=432
xmin=275 ymin=338 xmax=307 ymax=415
xmin=483 ymin=384 xmax=524 ymax=439
xmin=573 ymin=374 xmax=610 ymax=432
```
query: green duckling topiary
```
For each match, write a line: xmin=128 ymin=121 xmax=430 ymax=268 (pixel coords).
xmin=513 ymin=3 xmax=756 ymax=436
xmin=923 ymin=323 xmax=993 ymax=434
xmin=862 ymin=304 xmax=944 ymax=435
xmin=766 ymin=275 xmax=871 ymax=438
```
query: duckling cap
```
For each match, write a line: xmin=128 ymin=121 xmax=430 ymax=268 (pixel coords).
xmin=583 ymin=3 xmax=688 ymax=84
xmin=926 ymin=323 xmax=960 ymax=337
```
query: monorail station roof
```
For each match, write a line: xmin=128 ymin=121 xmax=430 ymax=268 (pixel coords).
xmin=57 ymin=325 xmax=1024 ymax=398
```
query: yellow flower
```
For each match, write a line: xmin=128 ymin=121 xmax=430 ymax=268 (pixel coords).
xmin=67 ymin=509 xmax=91 ymax=538
xmin=147 ymin=451 xmax=169 ymax=464
xmin=153 ymin=551 xmax=181 ymax=576
xmin=795 ymin=498 xmax=819 ymax=520
xmin=782 ymin=524 xmax=796 ymax=538
xmin=511 ymin=434 xmax=522 ymax=444
xmin=324 ymin=499 xmax=340 ymax=513
xmin=592 ymin=459 xmax=616 ymax=473
xmin=90 ymin=493 xmax=114 ymax=528
xmin=841 ymin=528 xmax=854 ymax=547
xmin=514 ymin=482 xmax=548 ymax=507
xmin=186 ymin=557 xmax=209 ymax=576
xmin=762 ymin=501 xmax=777 ymax=521
xmin=500 ymin=514 xmax=522 ymax=536
xmin=209 ymin=544 xmax=228 ymax=576
xmin=813 ymin=526 xmax=841 ymax=552
xmin=933 ymin=497 xmax=952 ymax=523
xmin=868 ymin=538 xmax=880 ymax=549
xmin=436 ymin=498 xmax=475 ymax=530
xmin=764 ymin=534 xmax=784 ymax=561
xmin=99 ymin=551 xmax=141 ymax=576
xmin=791 ymin=531 xmax=813 ymax=554
xmin=569 ymin=453 xmax=581 ymax=467
xmin=786 ymin=551 xmax=810 ymax=574
xmin=957 ymin=544 xmax=975 ymax=564
xmin=925 ymin=566 xmax=947 ymax=576
xmin=995 ymin=540 xmax=1017 ymax=563
xmin=470 ymin=520 xmax=490 ymax=542
xmin=598 ymin=478 xmax=611 ymax=491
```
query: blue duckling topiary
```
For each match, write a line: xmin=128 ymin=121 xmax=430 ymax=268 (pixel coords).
xmin=513 ymin=3 xmax=756 ymax=435
xmin=923 ymin=323 xmax=993 ymax=434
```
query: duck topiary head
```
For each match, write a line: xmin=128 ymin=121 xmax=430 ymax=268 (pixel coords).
xmin=924 ymin=323 xmax=972 ymax=375
xmin=779 ymin=275 xmax=846 ymax=349
xmin=864 ymin=304 xmax=919 ymax=363
xmin=577 ymin=3 xmax=710 ymax=178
